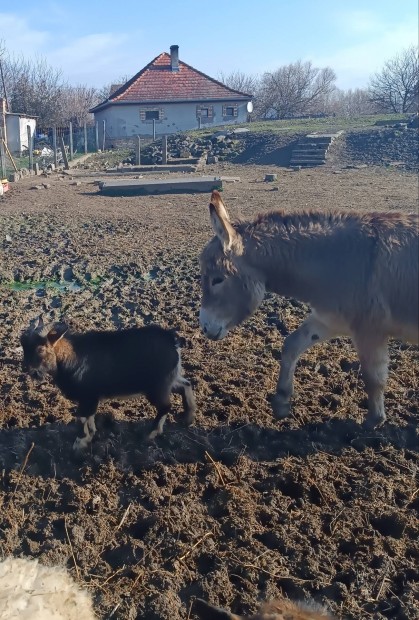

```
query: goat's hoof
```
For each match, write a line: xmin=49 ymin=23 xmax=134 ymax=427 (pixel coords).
xmin=363 ymin=413 xmax=386 ymax=430
xmin=270 ymin=395 xmax=291 ymax=420
xmin=180 ymin=409 xmax=196 ymax=427
xmin=73 ymin=437 xmax=90 ymax=451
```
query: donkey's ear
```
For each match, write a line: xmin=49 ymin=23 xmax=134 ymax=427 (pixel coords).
xmin=193 ymin=598 xmax=240 ymax=620
xmin=46 ymin=323 xmax=68 ymax=346
xmin=209 ymin=191 xmax=236 ymax=252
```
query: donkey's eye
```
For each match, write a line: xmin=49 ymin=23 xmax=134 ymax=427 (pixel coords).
xmin=211 ymin=277 xmax=224 ymax=287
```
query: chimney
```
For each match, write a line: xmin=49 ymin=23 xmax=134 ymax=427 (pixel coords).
xmin=170 ymin=45 xmax=179 ymax=72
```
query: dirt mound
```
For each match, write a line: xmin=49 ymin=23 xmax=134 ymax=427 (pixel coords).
xmin=341 ymin=128 xmax=419 ymax=171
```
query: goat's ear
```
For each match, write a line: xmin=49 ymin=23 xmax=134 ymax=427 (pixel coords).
xmin=46 ymin=323 xmax=68 ymax=346
xmin=209 ymin=190 xmax=236 ymax=252
xmin=193 ymin=599 xmax=241 ymax=620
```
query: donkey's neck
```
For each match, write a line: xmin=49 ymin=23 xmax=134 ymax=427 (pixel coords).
xmin=238 ymin=211 xmax=352 ymax=305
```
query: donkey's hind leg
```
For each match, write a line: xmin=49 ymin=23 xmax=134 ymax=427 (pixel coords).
xmin=354 ymin=334 xmax=389 ymax=428
xmin=272 ymin=313 xmax=336 ymax=420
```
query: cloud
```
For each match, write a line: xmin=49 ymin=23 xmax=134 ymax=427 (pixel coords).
xmin=52 ymin=33 xmax=134 ymax=85
xmin=0 ymin=12 xmax=49 ymax=53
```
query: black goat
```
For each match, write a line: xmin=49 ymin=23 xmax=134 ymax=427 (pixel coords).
xmin=20 ymin=319 xmax=196 ymax=449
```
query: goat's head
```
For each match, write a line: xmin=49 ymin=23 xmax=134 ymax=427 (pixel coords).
xmin=20 ymin=318 xmax=68 ymax=379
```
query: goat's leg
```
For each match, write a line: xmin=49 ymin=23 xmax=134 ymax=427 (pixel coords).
xmin=354 ymin=335 xmax=389 ymax=428
xmin=172 ymin=377 xmax=196 ymax=426
xmin=272 ymin=314 xmax=336 ymax=419
xmin=148 ymin=388 xmax=172 ymax=440
xmin=73 ymin=399 xmax=99 ymax=451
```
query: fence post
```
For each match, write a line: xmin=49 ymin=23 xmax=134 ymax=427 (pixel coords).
xmin=27 ymin=125 xmax=33 ymax=171
xmin=69 ymin=122 xmax=73 ymax=160
xmin=161 ymin=135 xmax=167 ymax=164
xmin=95 ymin=121 xmax=99 ymax=151
xmin=84 ymin=123 xmax=88 ymax=154
xmin=152 ymin=118 xmax=156 ymax=141
xmin=102 ymin=120 xmax=106 ymax=151
xmin=135 ymin=136 xmax=141 ymax=165
xmin=0 ymin=129 xmax=6 ymax=180
xmin=52 ymin=126 xmax=58 ymax=168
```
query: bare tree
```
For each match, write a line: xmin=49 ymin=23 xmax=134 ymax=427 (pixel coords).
xmin=257 ymin=60 xmax=336 ymax=119
xmin=329 ymin=88 xmax=377 ymax=117
xmin=1 ymin=45 xmax=64 ymax=126
xmin=96 ymin=75 xmax=130 ymax=104
xmin=369 ymin=46 xmax=418 ymax=113
xmin=217 ymin=70 xmax=259 ymax=95
xmin=59 ymin=85 xmax=98 ymax=126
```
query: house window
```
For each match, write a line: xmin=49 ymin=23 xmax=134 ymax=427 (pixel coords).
xmin=145 ymin=110 xmax=159 ymax=120
xmin=140 ymin=108 xmax=164 ymax=122
xmin=196 ymin=105 xmax=214 ymax=122
xmin=222 ymin=104 xmax=239 ymax=118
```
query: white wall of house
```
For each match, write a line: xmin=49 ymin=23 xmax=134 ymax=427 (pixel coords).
xmin=94 ymin=100 xmax=249 ymax=141
xmin=5 ymin=115 xmax=36 ymax=154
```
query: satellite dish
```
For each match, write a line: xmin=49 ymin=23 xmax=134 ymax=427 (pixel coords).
xmin=247 ymin=101 xmax=253 ymax=113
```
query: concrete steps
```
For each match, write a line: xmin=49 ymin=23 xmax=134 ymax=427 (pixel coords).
xmin=290 ymin=131 xmax=343 ymax=167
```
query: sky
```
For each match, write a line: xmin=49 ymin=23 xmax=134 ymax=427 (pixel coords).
xmin=0 ymin=0 xmax=417 ymax=91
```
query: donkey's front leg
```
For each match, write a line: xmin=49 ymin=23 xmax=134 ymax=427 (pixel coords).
xmin=73 ymin=399 xmax=99 ymax=451
xmin=272 ymin=314 xmax=335 ymax=419
xmin=354 ymin=335 xmax=389 ymax=428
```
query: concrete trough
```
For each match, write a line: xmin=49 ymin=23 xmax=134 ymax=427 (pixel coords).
xmin=99 ymin=176 xmax=222 ymax=196
xmin=106 ymin=164 xmax=198 ymax=174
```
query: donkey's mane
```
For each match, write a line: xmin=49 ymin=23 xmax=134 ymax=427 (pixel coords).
xmin=236 ymin=208 xmax=416 ymax=233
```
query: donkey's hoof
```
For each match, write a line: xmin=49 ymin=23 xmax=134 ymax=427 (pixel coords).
xmin=270 ymin=395 xmax=291 ymax=420
xmin=363 ymin=412 xmax=386 ymax=430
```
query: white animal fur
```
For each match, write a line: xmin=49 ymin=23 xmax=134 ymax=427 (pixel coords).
xmin=0 ymin=557 xmax=95 ymax=620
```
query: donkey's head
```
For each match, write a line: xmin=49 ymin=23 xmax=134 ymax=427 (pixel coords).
xmin=199 ymin=191 xmax=265 ymax=340
xmin=20 ymin=318 xmax=68 ymax=379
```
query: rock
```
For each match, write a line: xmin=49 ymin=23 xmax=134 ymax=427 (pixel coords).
xmin=32 ymin=185 xmax=44 ymax=190
xmin=20 ymin=168 xmax=29 ymax=177
xmin=42 ymin=183 xmax=52 ymax=189
xmin=5 ymin=234 xmax=12 ymax=243
xmin=264 ymin=174 xmax=277 ymax=182
xmin=206 ymin=155 xmax=219 ymax=164
xmin=72 ymin=181 xmax=82 ymax=186
xmin=61 ymin=266 xmax=74 ymax=281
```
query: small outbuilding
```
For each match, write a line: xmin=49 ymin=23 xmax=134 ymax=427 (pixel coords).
xmin=5 ymin=112 xmax=37 ymax=155
xmin=90 ymin=45 xmax=253 ymax=143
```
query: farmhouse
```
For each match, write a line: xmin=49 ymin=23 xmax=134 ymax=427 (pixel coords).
xmin=90 ymin=45 xmax=252 ymax=142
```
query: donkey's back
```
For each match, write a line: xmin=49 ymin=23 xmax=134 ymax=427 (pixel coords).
xmin=368 ymin=212 xmax=418 ymax=342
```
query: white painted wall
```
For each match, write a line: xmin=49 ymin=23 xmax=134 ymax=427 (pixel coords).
xmin=5 ymin=115 xmax=36 ymax=154
xmin=94 ymin=100 xmax=250 ymax=141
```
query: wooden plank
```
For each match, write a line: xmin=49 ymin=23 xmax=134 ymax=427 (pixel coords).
xmin=69 ymin=122 xmax=73 ymax=160
xmin=52 ymin=127 xmax=58 ymax=168
xmin=59 ymin=136 xmax=69 ymax=169
xmin=2 ymin=138 xmax=18 ymax=172
xmin=27 ymin=125 xmax=33 ymax=171
xmin=100 ymin=176 xmax=222 ymax=196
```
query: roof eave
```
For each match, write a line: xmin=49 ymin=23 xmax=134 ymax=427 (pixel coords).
xmin=90 ymin=95 xmax=252 ymax=113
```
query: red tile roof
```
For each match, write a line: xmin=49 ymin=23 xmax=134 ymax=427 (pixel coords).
xmin=91 ymin=53 xmax=251 ymax=111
